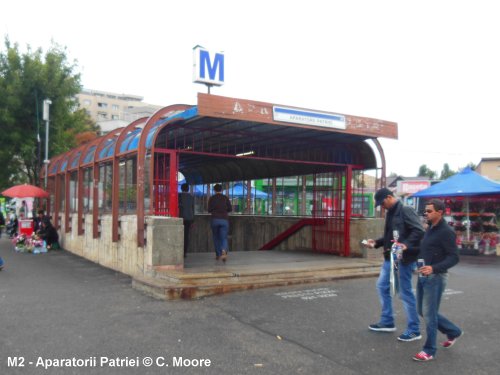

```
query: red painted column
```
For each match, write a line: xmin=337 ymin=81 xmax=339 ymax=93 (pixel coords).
xmin=169 ymin=151 xmax=179 ymax=217
xmin=344 ymin=165 xmax=353 ymax=257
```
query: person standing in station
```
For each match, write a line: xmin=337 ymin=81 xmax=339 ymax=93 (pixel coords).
xmin=18 ymin=200 xmax=28 ymax=219
xmin=0 ymin=210 xmax=5 ymax=238
xmin=178 ymin=183 xmax=195 ymax=258
xmin=413 ymin=199 xmax=462 ymax=362
xmin=208 ymin=183 xmax=232 ymax=262
xmin=365 ymin=188 xmax=425 ymax=341
xmin=0 ymin=210 xmax=4 ymax=269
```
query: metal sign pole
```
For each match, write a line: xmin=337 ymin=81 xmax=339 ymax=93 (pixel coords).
xmin=43 ymin=99 xmax=52 ymax=189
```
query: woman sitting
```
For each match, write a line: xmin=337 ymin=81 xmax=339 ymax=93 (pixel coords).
xmin=38 ymin=218 xmax=60 ymax=250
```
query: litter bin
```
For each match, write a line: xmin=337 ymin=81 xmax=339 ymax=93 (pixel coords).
xmin=19 ymin=220 xmax=34 ymax=236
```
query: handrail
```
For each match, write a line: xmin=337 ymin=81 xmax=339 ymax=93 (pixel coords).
xmin=259 ymin=218 xmax=326 ymax=250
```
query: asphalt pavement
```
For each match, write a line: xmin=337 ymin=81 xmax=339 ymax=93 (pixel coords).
xmin=1 ymin=236 xmax=499 ymax=375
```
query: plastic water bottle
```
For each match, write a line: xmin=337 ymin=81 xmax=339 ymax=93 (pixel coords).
xmin=396 ymin=244 xmax=403 ymax=259
xmin=392 ymin=230 xmax=403 ymax=260
xmin=417 ymin=258 xmax=425 ymax=277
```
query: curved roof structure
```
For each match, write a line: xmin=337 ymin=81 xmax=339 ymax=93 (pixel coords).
xmin=45 ymin=93 xmax=397 ymax=184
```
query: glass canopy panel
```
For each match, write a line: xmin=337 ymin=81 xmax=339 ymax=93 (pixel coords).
xmin=119 ymin=128 xmax=142 ymax=153
xmin=83 ymin=145 xmax=96 ymax=164
xmin=98 ymin=138 xmax=117 ymax=160
xmin=145 ymin=106 xmax=198 ymax=150
xmin=70 ymin=151 xmax=82 ymax=169
xmin=59 ymin=159 xmax=68 ymax=172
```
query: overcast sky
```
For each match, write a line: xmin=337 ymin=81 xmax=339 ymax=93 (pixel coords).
xmin=2 ymin=0 xmax=499 ymax=177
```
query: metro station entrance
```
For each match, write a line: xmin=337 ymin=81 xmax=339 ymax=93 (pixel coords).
xmin=152 ymin=146 xmax=354 ymax=254
xmin=146 ymin=92 xmax=396 ymax=256
xmin=44 ymin=92 xmax=396 ymax=273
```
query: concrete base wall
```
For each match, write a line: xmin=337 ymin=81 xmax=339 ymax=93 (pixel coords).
xmin=188 ymin=215 xmax=385 ymax=256
xmin=189 ymin=215 xmax=312 ymax=253
xmin=59 ymin=214 xmax=184 ymax=278
xmin=349 ymin=218 xmax=385 ymax=257
xmin=58 ymin=214 xmax=384 ymax=278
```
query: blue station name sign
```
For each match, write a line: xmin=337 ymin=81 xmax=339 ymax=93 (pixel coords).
xmin=273 ymin=106 xmax=346 ymax=130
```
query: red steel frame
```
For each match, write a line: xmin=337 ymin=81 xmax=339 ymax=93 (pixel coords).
xmin=311 ymin=167 xmax=353 ymax=256
xmin=42 ymin=94 xmax=392 ymax=252
xmin=152 ymin=149 xmax=179 ymax=217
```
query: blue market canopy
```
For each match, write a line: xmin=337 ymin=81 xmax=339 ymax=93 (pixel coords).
xmin=225 ymin=183 xmax=268 ymax=198
xmin=412 ymin=168 xmax=500 ymax=198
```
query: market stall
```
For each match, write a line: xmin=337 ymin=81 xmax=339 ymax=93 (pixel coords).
xmin=412 ymin=168 xmax=500 ymax=255
xmin=1 ymin=183 xmax=50 ymax=254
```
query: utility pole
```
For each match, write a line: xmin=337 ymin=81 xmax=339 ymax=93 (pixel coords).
xmin=43 ymin=99 xmax=52 ymax=189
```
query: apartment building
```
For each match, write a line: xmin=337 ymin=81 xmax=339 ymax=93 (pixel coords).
xmin=76 ymin=89 xmax=162 ymax=134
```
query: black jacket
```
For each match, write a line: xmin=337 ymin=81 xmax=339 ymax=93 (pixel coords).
xmin=208 ymin=193 xmax=232 ymax=220
xmin=178 ymin=192 xmax=195 ymax=221
xmin=39 ymin=224 xmax=59 ymax=247
xmin=375 ymin=201 xmax=425 ymax=264
xmin=419 ymin=218 xmax=459 ymax=273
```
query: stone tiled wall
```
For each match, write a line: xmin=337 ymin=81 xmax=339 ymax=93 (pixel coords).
xmin=58 ymin=214 xmax=384 ymax=277
xmin=349 ymin=218 xmax=385 ymax=257
xmin=188 ymin=215 xmax=385 ymax=256
xmin=59 ymin=214 xmax=183 ymax=277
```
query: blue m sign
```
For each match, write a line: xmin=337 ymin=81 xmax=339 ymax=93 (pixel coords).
xmin=193 ymin=46 xmax=225 ymax=86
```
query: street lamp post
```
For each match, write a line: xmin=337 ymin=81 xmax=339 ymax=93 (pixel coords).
xmin=42 ymin=99 xmax=52 ymax=189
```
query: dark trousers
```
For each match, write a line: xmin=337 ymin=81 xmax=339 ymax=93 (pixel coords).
xmin=183 ymin=220 xmax=193 ymax=257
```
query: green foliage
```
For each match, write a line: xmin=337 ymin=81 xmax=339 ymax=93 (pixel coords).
xmin=418 ymin=163 xmax=476 ymax=181
xmin=439 ymin=163 xmax=455 ymax=180
xmin=417 ymin=164 xmax=437 ymax=179
xmin=0 ymin=36 xmax=97 ymax=191
xmin=464 ymin=162 xmax=477 ymax=170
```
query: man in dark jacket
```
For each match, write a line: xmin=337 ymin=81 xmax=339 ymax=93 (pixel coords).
xmin=208 ymin=184 xmax=232 ymax=262
xmin=178 ymin=183 xmax=195 ymax=258
xmin=412 ymin=199 xmax=462 ymax=362
xmin=0 ymin=211 xmax=5 ymax=238
xmin=366 ymin=188 xmax=425 ymax=342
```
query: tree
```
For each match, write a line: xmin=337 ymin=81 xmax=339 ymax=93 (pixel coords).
xmin=439 ymin=163 xmax=455 ymax=180
xmin=417 ymin=164 xmax=437 ymax=179
xmin=0 ymin=37 xmax=98 ymax=191
xmin=464 ymin=162 xmax=477 ymax=170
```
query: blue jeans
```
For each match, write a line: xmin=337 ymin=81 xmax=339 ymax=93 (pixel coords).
xmin=211 ymin=218 xmax=229 ymax=257
xmin=376 ymin=260 xmax=420 ymax=333
xmin=417 ymin=273 xmax=462 ymax=356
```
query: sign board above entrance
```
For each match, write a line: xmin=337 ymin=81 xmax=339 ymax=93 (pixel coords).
xmin=197 ymin=93 xmax=398 ymax=139
xmin=193 ymin=45 xmax=225 ymax=86
xmin=273 ymin=106 xmax=346 ymax=130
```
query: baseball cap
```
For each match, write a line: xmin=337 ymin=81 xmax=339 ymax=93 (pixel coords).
xmin=374 ymin=188 xmax=394 ymax=207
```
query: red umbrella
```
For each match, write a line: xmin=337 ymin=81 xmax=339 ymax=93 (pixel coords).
xmin=1 ymin=184 xmax=49 ymax=198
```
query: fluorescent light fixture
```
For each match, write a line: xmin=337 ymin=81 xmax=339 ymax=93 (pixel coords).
xmin=236 ymin=151 xmax=255 ymax=157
